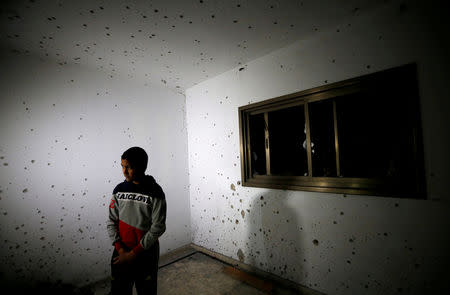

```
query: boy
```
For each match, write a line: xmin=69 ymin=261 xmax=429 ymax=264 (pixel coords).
xmin=107 ymin=147 xmax=167 ymax=295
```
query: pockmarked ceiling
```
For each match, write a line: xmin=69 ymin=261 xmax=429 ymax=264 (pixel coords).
xmin=1 ymin=0 xmax=384 ymax=93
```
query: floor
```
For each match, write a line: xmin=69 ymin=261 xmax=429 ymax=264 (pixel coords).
xmin=88 ymin=246 xmax=300 ymax=295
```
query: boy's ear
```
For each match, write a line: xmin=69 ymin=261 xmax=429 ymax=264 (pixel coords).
xmin=136 ymin=166 xmax=146 ymax=174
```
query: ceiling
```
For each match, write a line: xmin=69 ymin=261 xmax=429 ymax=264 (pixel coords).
xmin=1 ymin=0 xmax=385 ymax=93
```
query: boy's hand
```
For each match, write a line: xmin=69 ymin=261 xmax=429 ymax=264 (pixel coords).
xmin=113 ymin=250 xmax=137 ymax=265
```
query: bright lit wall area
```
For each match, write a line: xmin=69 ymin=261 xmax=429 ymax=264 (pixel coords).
xmin=186 ymin=1 xmax=450 ymax=295
xmin=0 ymin=49 xmax=190 ymax=288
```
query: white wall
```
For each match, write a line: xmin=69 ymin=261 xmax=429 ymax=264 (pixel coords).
xmin=0 ymin=49 xmax=190 ymax=289
xmin=186 ymin=1 xmax=450 ymax=294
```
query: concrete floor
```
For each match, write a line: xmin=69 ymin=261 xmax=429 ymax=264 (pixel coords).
xmin=158 ymin=252 xmax=299 ymax=295
xmin=88 ymin=245 xmax=302 ymax=295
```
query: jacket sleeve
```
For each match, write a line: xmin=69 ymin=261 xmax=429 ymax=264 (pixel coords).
xmin=133 ymin=190 xmax=167 ymax=254
xmin=106 ymin=193 xmax=123 ymax=251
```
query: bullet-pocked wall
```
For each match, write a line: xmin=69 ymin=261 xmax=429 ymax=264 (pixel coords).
xmin=186 ymin=1 xmax=450 ymax=294
xmin=0 ymin=50 xmax=190 ymax=289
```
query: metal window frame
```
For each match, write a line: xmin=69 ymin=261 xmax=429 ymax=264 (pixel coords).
xmin=238 ymin=63 xmax=426 ymax=199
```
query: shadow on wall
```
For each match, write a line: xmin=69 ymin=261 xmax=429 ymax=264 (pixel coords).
xmin=1 ymin=281 xmax=94 ymax=295
xmin=247 ymin=189 xmax=305 ymax=283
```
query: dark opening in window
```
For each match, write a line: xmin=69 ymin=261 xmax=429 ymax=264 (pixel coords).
xmin=309 ymin=99 xmax=337 ymax=177
xmin=268 ymin=105 xmax=308 ymax=176
xmin=249 ymin=113 xmax=266 ymax=176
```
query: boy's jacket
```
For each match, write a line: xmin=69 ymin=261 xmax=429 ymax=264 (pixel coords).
xmin=107 ymin=175 xmax=166 ymax=254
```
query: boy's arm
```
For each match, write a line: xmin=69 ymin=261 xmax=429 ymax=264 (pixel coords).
xmin=106 ymin=193 xmax=124 ymax=252
xmin=132 ymin=191 xmax=167 ymax=254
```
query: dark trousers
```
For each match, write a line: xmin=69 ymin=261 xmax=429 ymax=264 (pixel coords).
xmin=111 ymin=241 xmax=159 ymax=295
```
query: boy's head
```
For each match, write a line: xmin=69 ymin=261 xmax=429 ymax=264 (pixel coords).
xmin=121 ymin=147 xmax=148 ymax=183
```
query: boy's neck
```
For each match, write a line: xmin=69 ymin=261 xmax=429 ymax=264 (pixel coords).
xmin=132 ymin=174 xmax=145 ymax=184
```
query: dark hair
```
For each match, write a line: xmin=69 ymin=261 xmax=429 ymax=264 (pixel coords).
xmin=121 ymin=146 xmax=148 ymax=172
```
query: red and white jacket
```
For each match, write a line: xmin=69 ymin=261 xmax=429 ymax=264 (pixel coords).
xmin=107 ymin=175 xmax=166 ymax=254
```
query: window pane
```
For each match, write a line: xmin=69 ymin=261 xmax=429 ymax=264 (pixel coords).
xmin=249 ymin=113 xmax=266 ymax=175
xmin=335 ymin=90 xmax=415 ymax=179
xmin=309 ymin=99 xmax=337 ymax=177
xmin=268 ymin=105 xmax=308 ymax=176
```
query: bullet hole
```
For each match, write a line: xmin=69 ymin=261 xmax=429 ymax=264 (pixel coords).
xmin=313 ymin=239 xmax=319 ymax=246
xmin=260 ymin=196 xmax=264 ymax=200
xmin=154 ymin=9 xmax=159 ymax=13
xmin=237 ymin=249 xmax=245 ymax=262
xmin=333 ymin=221 xmax=337 ymax=224
xmin=336 ymin=29 xmax=340 ymax=32
xmin=395 ymin=203 xmax=399 ymax=207
xmin=239 ymin=67 xmax=245 ymax=71
xmin=340 ymin=211 xmax=344 ymax=215
xmin=241 ymin=210 xmax=245 ymax=218
xmin=90 ymin=10 xmax=94 ymax=14
xmin=230 ymin=184 xmax=236 ymax=191
xmin=366 ymin=65 xmax=371 ymax=69
xmin=211 ymin=15 xmax=215 ymax=18
xmin=347 ymin=260 xmax=351 ymax=264
xmin=235 ymin=219 xmax=239 ymax=224
xmin=3 ymin=163 xmax=8 ymax=166
xmin=23 ymin=189 xmax=28 ymax=193
xmin=324 ymin=80 xmax=328 ymax=83
xmin=349 ymin=238 xmax=354 ymax=243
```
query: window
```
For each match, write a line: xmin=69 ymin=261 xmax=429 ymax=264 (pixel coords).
xmin=238 ymin=64 xmax=426 ymax=198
